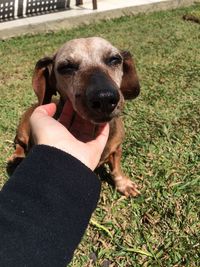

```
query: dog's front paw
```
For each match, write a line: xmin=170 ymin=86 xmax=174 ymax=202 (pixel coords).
xmin=115 ymin=176 xmax=140 ymax=197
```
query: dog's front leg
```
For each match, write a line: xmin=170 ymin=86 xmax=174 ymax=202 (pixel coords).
xmin=108 ymin=146 xmax=140 ymax=197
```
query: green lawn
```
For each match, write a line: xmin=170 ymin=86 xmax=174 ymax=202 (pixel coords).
xmin=0 ymin=4 xmax=200 ymax=267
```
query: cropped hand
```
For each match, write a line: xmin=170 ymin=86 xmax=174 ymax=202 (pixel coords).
xmin=30 ymin=101 xmax=109 ymax=170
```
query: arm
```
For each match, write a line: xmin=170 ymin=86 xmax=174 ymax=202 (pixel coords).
xmin=0 ymin=102 xmax=109 ymax=267
xmin=0 ymin=145 xmax=100 ymax=267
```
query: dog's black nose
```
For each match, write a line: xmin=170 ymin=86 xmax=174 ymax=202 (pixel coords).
xmin=87 ymin=89 xmax=120 ymax=114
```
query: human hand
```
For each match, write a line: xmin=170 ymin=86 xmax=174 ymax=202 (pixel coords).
xmin=30 ymin=101 xmax=109 ymax=170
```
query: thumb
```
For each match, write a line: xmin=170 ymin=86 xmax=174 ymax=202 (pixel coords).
xmin=31 ymin=103 xmax=57 ymax=122
xmin=35 ymin=103 xmax=57 ymax=117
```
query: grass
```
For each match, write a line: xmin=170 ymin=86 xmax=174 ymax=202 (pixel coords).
xmin=0 ymin=4 xmax=200 ymax=267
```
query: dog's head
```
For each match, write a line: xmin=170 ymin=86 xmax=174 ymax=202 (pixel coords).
xmin=33 ymin=37 xmax=140 ymax=123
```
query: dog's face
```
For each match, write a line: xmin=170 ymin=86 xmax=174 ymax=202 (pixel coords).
xmin=33 ymin=37 xmax=140 ymax=123
xmin=55 ymin=38 xmax=124 ymax=123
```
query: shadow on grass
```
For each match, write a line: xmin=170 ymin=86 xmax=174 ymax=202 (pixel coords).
xmin=6 ymin=157 xmax=24 ymax=177
xmin=95 ymin=165 xmax=115 ymax=187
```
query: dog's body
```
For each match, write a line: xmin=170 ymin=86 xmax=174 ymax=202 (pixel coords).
xmin=9 ymin=37 xmax=140 ymax=197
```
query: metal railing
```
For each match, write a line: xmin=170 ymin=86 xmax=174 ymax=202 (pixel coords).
xmin=0 ymin=0 xmax=97 ymax=22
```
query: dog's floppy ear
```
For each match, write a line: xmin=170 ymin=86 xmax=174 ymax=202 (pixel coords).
xmin=32 ymin=56 xmax=57 ymax=105
xmin=120 ymin=51 xmax=140 ymax=100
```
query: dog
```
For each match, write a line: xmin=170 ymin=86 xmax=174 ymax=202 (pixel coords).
xmin=8 ymin=37 xmax=140 ymax=197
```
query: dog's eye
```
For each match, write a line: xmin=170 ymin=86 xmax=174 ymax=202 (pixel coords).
xmin=106 ymin=55 xmax=122 ymax=66
xmin=57 ymin=62 xmax=79 ymax=75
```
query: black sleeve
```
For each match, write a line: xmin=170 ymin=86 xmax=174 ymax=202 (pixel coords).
xmin=0 ymin=145 xmax=101 ymax=267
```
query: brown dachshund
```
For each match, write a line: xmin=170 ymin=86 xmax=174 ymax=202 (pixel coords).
xmin=8 ymin=37 xmax=140 ymax=197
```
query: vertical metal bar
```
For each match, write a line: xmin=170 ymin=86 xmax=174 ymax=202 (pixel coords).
xmin=17 ymin=0 xmax=23 ymax=17
xmin=92 ymin=0 xmax=97 ymax=10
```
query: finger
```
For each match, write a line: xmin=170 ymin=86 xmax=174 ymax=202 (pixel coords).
xmin=95 ymin=123 xmax=109 ymax=138
xmin=42 ymin=103 xmax=57 ymax=117
xmin=69 ymin=114 xmax=96 ymax=142
xmin=58 ymin=99 xmax=75 ymax=128
xmin=33 ymin=103 xmax=56 ymax=117
xmin=58 ymin=99 xmax=99 ymax=140
xmin=30 ymin=103 xmax=57 ymax=125
xmin=88 ymin=123 xmax=109 ymax=151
